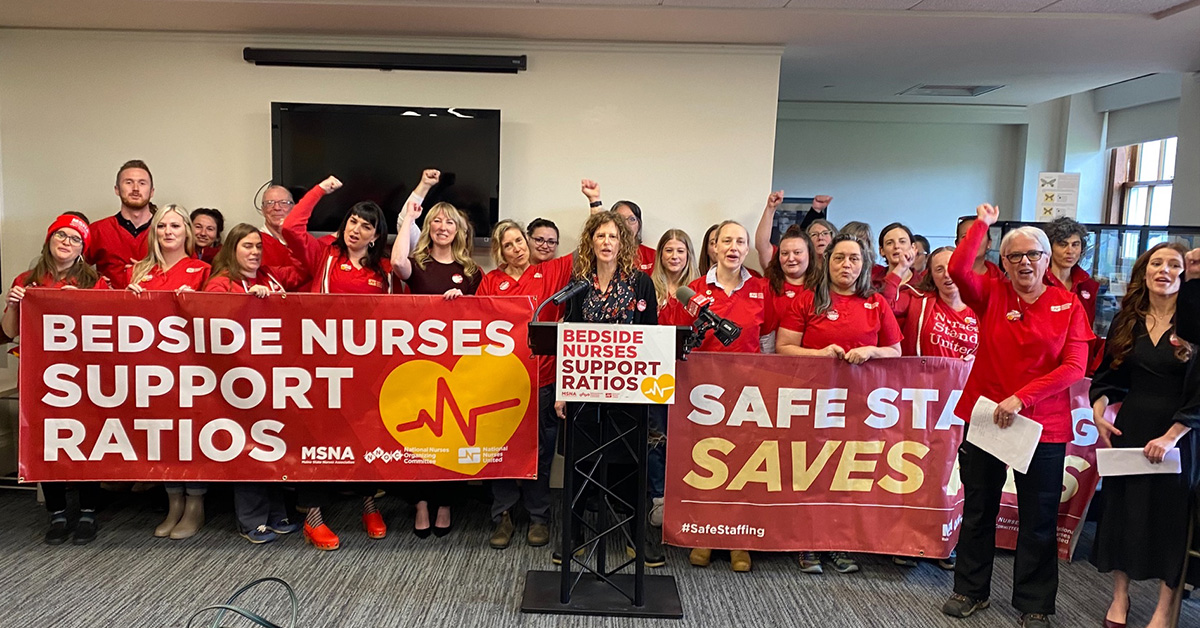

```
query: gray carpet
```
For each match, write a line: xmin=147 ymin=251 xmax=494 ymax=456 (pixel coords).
xmin=0 ymin=487 xmax=1195 ymax=628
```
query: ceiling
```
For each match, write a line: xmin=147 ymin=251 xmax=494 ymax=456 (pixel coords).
xmin=2 ymin=0 xmax=1198 ymax=105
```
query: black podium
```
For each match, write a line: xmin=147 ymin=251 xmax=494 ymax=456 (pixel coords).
xmin=519 ymin=322 xmax=688 ymax=619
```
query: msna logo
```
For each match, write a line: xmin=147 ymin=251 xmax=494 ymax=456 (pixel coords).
xmin=378 ymin=352 xmax=530 ymax=475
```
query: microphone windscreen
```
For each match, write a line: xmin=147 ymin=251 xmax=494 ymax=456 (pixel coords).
xmin=675 ymin=285 xmax=696 ymax=303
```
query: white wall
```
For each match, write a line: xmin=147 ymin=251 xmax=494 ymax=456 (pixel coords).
xmin=1172 ymin=73 xmax=1200 ymax=226
xmin=0 ymin=29 xmax=783 ymax=387
xmin=773 ymin=111 xmax=1021 ymax=249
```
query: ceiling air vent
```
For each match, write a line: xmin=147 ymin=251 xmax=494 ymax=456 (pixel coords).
xmin=898 ymin=84 xmax=1004 ymax=97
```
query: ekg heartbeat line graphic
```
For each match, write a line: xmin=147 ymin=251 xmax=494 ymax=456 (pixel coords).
xmin=393 ymin=378 xmax=521 ymax=446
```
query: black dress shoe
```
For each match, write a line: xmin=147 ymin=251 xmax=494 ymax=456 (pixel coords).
xmin=432 ymin=522 xmax=452 ymax=538
xmin=73 ymin=518 xmax=97 ymax=545
xmin=44 ymin=520 xmax=70 ymax=545
xmin=413 ymin=526 xmax=432 ymax=539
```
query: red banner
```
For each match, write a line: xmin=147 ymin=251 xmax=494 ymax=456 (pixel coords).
xmin=19 ymin=290 xmax=538 ymax=482
xmin=663 ymin=353 xmax=1102 ymax=560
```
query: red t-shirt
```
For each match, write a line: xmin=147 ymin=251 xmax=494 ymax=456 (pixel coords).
xmin=85 ymin=214 xmax=149 ymax=289
xmin=282 ymin=186 xmax=393 ymax=294
xmin=637 ymin=244 xmax=656 ymax=274
xmin=5 ymin=272 xmax=110 ymax=339
xmin=950 ymin=220 xmax=1093 ymax=443
xmin=125 ymin=257 xmax=211 ymax=291
xmin=763 ymin=282 xmax=810 ymax=335
xmin=658 ymin=296 xmax=690 ymax=327
xmin=780 ymin=290 xmax=902 ymax=351
xmin=477 ymin=255 xmax=574 ymax=387
xmin=683 ymin=272 xmax=766 ymax=354
xmin=877 ymin=272 xmax=978 ymax=358
xmin=202 ymin=266 xmax=307 ymax=294
xmin=900 ymin=295 xmax=979 ymax=358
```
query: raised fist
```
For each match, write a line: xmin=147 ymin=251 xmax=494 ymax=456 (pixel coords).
xmin=422 ymin=169 xmax=441 ymax=187
xmin=766 ymin=191 xmax=785 ymax=211
xmin=581 ymin=179 xmax=601 ymax=202
xmin=319 ymin=176 xmax=343 ymax=194
xmin=976 ymin=203 xmax=1000 ymax=227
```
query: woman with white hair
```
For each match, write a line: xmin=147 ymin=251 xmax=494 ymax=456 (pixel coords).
xmin=941 ymin=204 xmax=1093 ymax=628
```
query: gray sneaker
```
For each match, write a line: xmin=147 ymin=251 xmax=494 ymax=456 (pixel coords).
xmin=798 ymin=552 xmax=823 ymax=574
xmin=826 ymin=552 xmax=859 ymax=574
xmin=942 ymin=593 xmax=990 ymax=618
xmin=1019 ymin=613 xmax=1051 ymax=628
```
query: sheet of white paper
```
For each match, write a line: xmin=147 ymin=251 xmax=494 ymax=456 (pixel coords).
xmin=1096 ymin=447 xmax=1182 ymax=477
xmin=966 ymin=396 xmax=1044 ymax=474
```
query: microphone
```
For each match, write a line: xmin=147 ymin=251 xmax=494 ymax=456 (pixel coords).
xmin=549 ymin=279 xmax=590 ymax=305
xmin=675 ymin=286 xmax=742 ymax=347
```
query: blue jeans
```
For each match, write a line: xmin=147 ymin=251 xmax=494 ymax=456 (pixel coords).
xmin=647 ymin=405 xmax=668 ymax=499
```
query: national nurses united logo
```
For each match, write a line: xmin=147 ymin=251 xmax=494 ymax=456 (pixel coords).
xmin=378 ymin=352 xmax=531 ymax=476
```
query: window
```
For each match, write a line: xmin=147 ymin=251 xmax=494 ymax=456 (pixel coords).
xmin=1111 ymin=137 xmax=1176 ymax=226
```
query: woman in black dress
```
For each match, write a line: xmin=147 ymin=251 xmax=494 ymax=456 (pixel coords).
xmin=392 ymin=184 xmax=482 ymax=538
xmin=1090 ymin=241 xmax=1200 ymax=628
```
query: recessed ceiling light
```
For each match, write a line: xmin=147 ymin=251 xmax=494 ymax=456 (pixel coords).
xmin=899 ymin=84 xmax=1004 ymax=97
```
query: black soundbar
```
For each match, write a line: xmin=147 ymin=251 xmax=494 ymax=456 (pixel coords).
xmin=243 ymin=48 xmax=527 ymax=74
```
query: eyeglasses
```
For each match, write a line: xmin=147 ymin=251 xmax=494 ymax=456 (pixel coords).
xmin=52 ymin=230 xmax=83 ymax=246
xmin=262 ymin=200 xmax=295 ymax=208
xmin=624 ymin=215 xmax=639 ymax=226
xmin=531 ymin=236 xmax=558 ymax=248
xmin=809 ymin=229 xmax=833 ymax=239
xmin=1004 ymin=250 xmax=1045 ymax=264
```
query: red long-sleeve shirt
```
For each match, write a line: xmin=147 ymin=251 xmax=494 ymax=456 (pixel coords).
xmin=282 ymin=186 xmax=392 ymax=294
xmin=477 ymin=254 xmax=573 ymax=387
xmin=949 ymin=220 xmax=1092 ymax=442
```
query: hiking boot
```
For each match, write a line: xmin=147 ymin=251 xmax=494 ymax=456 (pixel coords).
xmin=527 ymin=522 xmax=550 ymax=547
xmin=942 ymin=593 xmax=990 ymax=618
xmin=798 ymin=551 xmax=823 ymax=574
xmin=827 ymin=552 xmax=859 ymax=574
xmin=490 ymin=512 xmax=514 ymax=549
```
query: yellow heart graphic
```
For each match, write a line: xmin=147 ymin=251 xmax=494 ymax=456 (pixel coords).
xmin=378 ymin=351 xmax=531 ymax=477
xmin=640 ymin=373 xmax=675 ymax=404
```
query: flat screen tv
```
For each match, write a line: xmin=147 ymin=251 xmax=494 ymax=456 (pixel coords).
xmin=271 ymin=102 xmax=500 ymax=244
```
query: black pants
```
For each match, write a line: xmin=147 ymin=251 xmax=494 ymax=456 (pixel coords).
xmin=491 ymin=384 xmax=560 ymax=524
xmin=41 ymin=482 xmax=102 ymax=513
xmin=234 ymin=483 xmax=290 ymax=533
xmin=954 ymin=435 xmax=1066 ymax=615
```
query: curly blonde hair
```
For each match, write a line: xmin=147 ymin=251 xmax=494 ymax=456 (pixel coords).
xmin=412 ymin=202 xmax=478 ymax=278
xmin=572 ymin=211 xmax=638 ymax=281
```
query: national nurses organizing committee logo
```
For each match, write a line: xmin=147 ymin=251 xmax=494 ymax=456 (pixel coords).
xmin=377 ymin=352 xmax=530 ymax=476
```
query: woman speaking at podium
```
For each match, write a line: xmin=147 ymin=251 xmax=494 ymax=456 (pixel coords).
xmin=553 ymin=211 xmax=658 ymax=565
